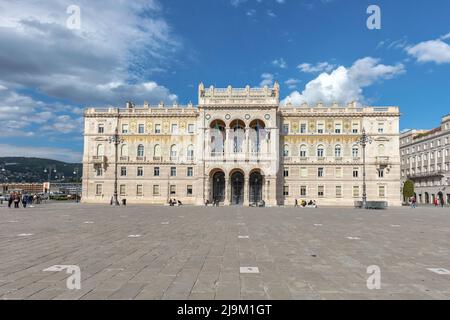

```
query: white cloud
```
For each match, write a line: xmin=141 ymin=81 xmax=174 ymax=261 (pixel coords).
xmin=406 ymin=38 xmax=450 ymax=64
xmin=283 ymin=57 xmax=405 ymax=106
xmin=284 ymin=78 xmax=300 ymax=89
xmin=298 ymin=62 xmax=336 ymax=73
xmin=0 ymin=0 xmax=179 ymax=106
xmin=260 ymin=73 xmax=274 ymax=87
xmin=0 ymin=144 xmax=82 ymax=163
xmin=272 ymin=58 xmax=287 ymax=69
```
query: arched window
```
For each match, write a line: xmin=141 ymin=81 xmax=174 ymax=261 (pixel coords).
xmin=187 ymin=145 xmax=194 ymax=160
xmin=317 ymin=145 xmax=324 ymax=158
xmin=352 ymin=146 xmax=359 ymax=158
xmin=121 ymin=144 xmax=128 ymax=157
xmin=137 ymin=144 xmax=145 ymax=157
xmin=300 ymin=145 xmax=307 ymax=157
xmin=154 ymin=144 xmax=161 ymax=158
xmin=170 ymin=144 xmax=178 ymax=160
xmin=335 ymin=145 xmax=342 ymax=157
xmin=97 ymin=144 xmax=104 ymax=156
xmin=283 ymin=144 xmax=290 ymax=157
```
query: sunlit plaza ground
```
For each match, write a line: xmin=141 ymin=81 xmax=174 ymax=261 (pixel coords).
xmin=0 ymin=202 xmax=450 ymax=300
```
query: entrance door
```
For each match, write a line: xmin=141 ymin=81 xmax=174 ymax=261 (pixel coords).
xmin=212 ymin=172 xmax=225 ymax=203
xmin=231 ymin=172 xmax=244 ymax=205
xmin=249 ymin=172 xmax=263 ymax=205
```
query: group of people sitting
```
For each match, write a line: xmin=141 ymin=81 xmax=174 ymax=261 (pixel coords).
xmin=168 ymin=198 xmax=183 ymax=206
xmin=294 ymin=199 xmax=317 ymax=208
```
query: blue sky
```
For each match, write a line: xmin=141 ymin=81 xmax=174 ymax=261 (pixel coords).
xmin=0 ymin=0 xmax=449 ymax=162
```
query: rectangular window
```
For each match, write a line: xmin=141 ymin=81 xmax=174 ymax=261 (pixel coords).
xmin=283 ymin=186 xmax=289 ymax=196
xmin=121 ymin=124 xmax=128 ymax=134
xmin=336 ymin=186 xmax=342 ymax=198
xmin=154 ymin=167 xmax=160 ymax=176
xmin=335 ymin=167 xmax=343 ymax=178
xmin=300 ymin=167 xmax=307 ymax=178
xmin=137 ymin=167 xmax=144 ymax=177
xmin=120 ymin=185 xmax=126 ymax=196
xmin=300 ymin=186 xmax=307 ymax=197
xmin=353 ymin=186 xmax=360 ymax=198
xmin=170 ymin=185 xmax=176 ymax=195
xmin=155 ymin=124 xmax=161 ymax=134
xmin=318 ymin=186 xmax=324 ymax=197
xmin=138 ymin=124 xmax=145 ymax=134
xmin=153 ymin=185 xmax=160 ymax=196
xmin=353 ymin=168 xmax=359 ymax=178
xmin=187 ymin=167 xmax=193 ymax=177
xmin=378 ymin=169 xmax=384 ymax=178
xmin=318 ymin=167 xmax=324 ymax=178
xmin=283 ymin=168 xmax=289 ymax=177
xmin=96 ymin=167 xmax=103 ymax=177
xmin=379 ymin=186 xmax=386 ymax=198
xmin=335 ymin=123 xmax=342 ymax=134
xmin=283 ymin=124 xmax=289 ymax=134
xmin=98 ymin=124 xmax=105 ymax=134
xmin=187 ymin=185 xmax=193 ymax=196
xmin=120 ymin=167 xmax=127 ymax=177
xmin=352 ymin=123 xmax=359 ymax=134
xmin=170 ymin=167 xmax=177 ymax=177
xmin=171 ymin=124 xmax=178 ymax=134
xmin=300 ymin=123 xmax=307 ymax=134
xmin=378 ymin=123 xmax=384 ymax=134
xmin=136 ymin=185 xmax=143 ymax=196
xmin=95 ymin=184 xmax=102 ymax=196
xmin=188 ymin=124 xmax=195 ymax=133
xmin=317 ymin=123 xmax=324 ymax=134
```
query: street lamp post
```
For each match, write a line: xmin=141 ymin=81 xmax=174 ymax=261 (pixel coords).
xmin=108 ymin=128 xmax=124 ymax=206
xmin=43 ymin=166 xmax=57 ymax=194
xmin=357 ymin=128 xmax=373 ymax=209
xmin=73 ymin=167 xmax=80 ymax=203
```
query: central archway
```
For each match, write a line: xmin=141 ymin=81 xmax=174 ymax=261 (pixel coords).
xmin=249 ymin=171 xmax=263 ymax=205
xmin=212 ymin=171 xmax=225 ymax=203
xmin=230 ymin=171 xmax=244 ymax=205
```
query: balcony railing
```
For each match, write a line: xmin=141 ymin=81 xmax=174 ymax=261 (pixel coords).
xmin=136 ymin=156 xmax=146 ymax=162
xmin=375 ymin=156 xmax=390 ymax=165
xmin=407 ymin=170 xmax=445 ymax=179
xmin=92 ymin=156 xmax=106 ymax=164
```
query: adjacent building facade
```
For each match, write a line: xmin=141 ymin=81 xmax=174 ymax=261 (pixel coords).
xmin=400 ymin=115 xmax=450 ymax=205
xmin=82 ymin=83 xmax=402 ymax=207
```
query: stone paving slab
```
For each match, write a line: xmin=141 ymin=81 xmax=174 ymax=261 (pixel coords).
xmin=1 ymin=202 xmax=450 ymax=300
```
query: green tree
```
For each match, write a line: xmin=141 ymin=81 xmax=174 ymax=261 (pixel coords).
xmin=403 ymin=180 xmax=415 ymax=200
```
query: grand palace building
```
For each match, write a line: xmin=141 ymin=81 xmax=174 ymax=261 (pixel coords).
xmin=82 ymin=83 xmax=402 ymax=207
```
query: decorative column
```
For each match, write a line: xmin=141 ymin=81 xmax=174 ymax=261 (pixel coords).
xmin=224 ymin=177 xmax=230 ymax=205
xmin=245 ymin=128 xmax=250 ymax=160
xmin=243 ymin=176 xmax=250 ymax=206
xmin=204 ymin=176 xmax=211 ymax=204
xmin=225 ymin=128 xmax=231 ymax=160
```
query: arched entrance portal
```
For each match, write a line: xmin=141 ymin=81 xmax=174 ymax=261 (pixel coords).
xmin=231 ymin=171 xmax=244 ymax=205
xmin=438 ymin=192 xmax=444 ymax=206
xmin=425 ymin=192 xmax=430 ymax=204
xmin=212 ymin=171 xmax=225 ymax=203
xmin=249 ymin=171 xmax=263 ymax=205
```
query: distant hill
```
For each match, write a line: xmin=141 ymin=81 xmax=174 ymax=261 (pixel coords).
xmin=0 ymin=157 xmax=82 ymax=183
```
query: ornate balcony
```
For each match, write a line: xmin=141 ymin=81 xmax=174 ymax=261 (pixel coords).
xmin=92 ymin=156 xmax=106 ymax=164
xmin=407 ymin=170 xmax=445 ymax=180
xmin=375 ymin=156 xmax=390 ymax=166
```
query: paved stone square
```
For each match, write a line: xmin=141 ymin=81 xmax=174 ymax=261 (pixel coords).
xmin=1 ymin=202 xmax=450 ymax=300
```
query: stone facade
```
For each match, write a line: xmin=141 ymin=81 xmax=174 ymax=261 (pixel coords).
xmin=82 ymin=83 xmax=402 ymax=207
xmin=400 ymin=115 xmax=450 ymax=205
